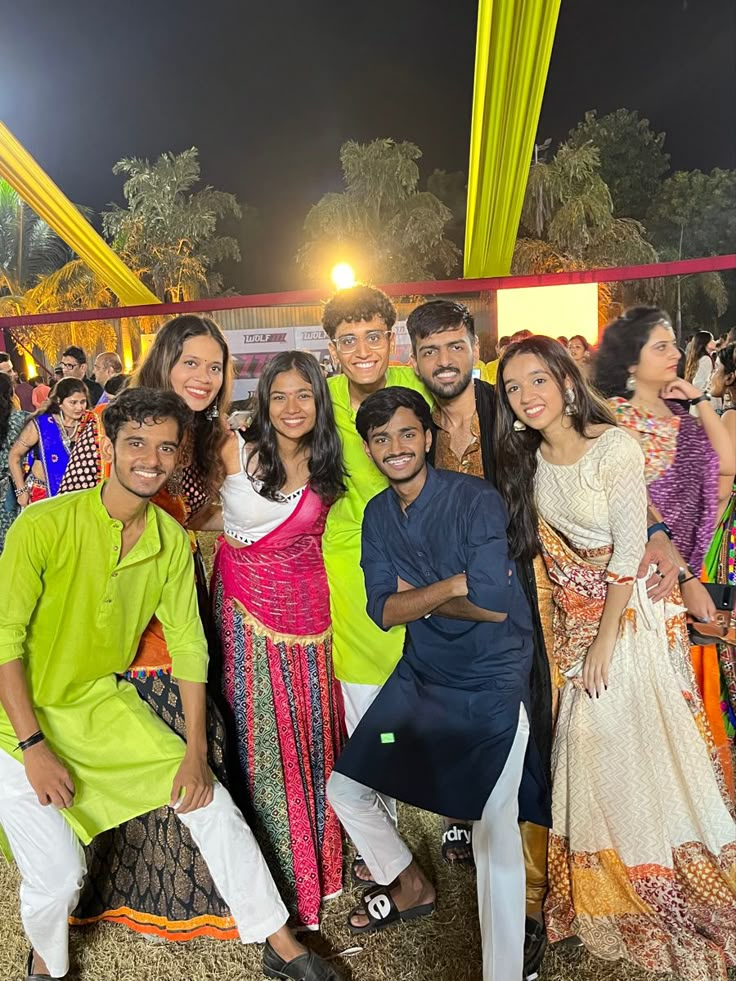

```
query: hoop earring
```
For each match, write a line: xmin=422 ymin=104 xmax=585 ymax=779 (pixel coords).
xmin=513 ymin=419 xmax=527 ymax=432
xmin=205 ymin=403 xmax=219 ymax=420
xmin=564 ymin=387 xmax=577 ymax=416
xmin=626 ymin=375 xmax=636 ymax=393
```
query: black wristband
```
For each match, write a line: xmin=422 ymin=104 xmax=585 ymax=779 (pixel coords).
xmin=679 ymin=574 xmax=698 ymax=587
xmin=690 ymin=394 xmax=709 ymax=406
xmin=17 ymin=730 xmax=44 ymax=752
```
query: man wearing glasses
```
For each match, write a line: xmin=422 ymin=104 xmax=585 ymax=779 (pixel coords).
xmin=322 ymin=285 xmax=428 ymax=882
xmin=60 ymin=346 xmax=103 ymax=406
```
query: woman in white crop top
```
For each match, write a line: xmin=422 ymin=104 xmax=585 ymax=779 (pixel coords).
xmin=212 ymin=351 xmax=346 ymax=931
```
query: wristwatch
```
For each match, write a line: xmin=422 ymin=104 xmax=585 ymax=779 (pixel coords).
xmin=647 ymin=521 xmax=673 ymax=541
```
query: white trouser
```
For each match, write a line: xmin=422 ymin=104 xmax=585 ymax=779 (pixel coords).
xmin=0 ymin=751 xmax=288 ymax=979
xmin=328 ymin=704 xmax=530 ymax=981
xmin=340 ymin=680 xmax=397 ymax=823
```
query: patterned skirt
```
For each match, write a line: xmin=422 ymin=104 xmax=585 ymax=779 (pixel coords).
xmin=69 ymin=553 xmax=238 ymax=941
xmin=545 ymin=591 xmax=736 ymax=980
xmin=212 ymin=543 xmax=343 ymax=930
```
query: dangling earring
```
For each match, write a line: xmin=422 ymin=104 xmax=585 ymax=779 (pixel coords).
xmin=626 ymin=375 xmax=636 ymax=393
xmin=205 ymin=402 xmax=219 ymax=420
xmin=513 ymin=419 xmax=527 ymax=432
xmin=564 ymin=387 xmax=577 ymax=416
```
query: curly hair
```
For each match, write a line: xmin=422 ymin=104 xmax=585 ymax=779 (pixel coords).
xmin=103 ymin=388 xmax=192 ymax=445
xmin=322 ymin=285 xmax=397 ymax=339
xmin=244 ymin=351 xmax=346 ymax=503
xmin=131 ymin=315 xmax=232 ymax=498
xmin=495 ymin=336 xmax=616 ymax=562
xmin=593 ymin=306 xmax=672 ymax=399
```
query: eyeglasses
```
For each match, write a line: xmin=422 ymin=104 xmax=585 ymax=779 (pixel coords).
xmin=334 ymin=330 xmax=392 ymax=353
xmin=60 ymin=360 xmax=81 ymax=371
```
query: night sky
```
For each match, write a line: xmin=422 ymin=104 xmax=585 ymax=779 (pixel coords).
xmin=1 ymin=0 xmax=734 ymax=292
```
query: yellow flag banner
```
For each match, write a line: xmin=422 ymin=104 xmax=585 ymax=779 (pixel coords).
xmin=0 ymin=121 xmax=160 ymax=306
xmin=464 ymin=0 xmax=561 ymax=278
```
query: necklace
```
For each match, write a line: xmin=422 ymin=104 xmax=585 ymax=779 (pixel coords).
xmin=55 ymin=415 xmax=80 ymax=452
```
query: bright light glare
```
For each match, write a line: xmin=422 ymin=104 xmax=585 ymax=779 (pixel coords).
xmin=331 ymin=263 xmax=356 ymax=291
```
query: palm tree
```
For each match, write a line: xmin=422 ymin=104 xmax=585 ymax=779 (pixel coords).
xmin=514 ymin=142 xmax=658 ymax=274
xmin=297 ymin=139 xmax=461 ymax=284
xmin=0 ymin=179 xmax=71 ymax=298
xmin=103 ymin=148 xmax=242 ymax=302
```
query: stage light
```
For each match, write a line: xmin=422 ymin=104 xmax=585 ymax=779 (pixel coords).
xmin=331 ymin=263 xmax=356 ymax=291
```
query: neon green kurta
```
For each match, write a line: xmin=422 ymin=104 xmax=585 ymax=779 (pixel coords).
xmin=325 ymin=367 xmax=430 ymax=684
xmin=0 ymin=484 xmax=208 ymax=850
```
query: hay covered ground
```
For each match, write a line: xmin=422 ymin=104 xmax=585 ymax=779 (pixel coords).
xmin=2 ymin=801 xmax=722 ymax=981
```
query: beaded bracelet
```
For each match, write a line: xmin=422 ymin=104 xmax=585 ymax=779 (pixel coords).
xmin=13 ymin=485 xmax=27 ymax=500
xmin=17 ymin=730 xmax=45 ymax=752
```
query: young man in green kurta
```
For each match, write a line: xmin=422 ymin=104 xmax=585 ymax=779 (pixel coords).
xmin=0 ymin=389 xmax=342 ymax=981
xmin=321 ymin=287 xmax=428 ymax=878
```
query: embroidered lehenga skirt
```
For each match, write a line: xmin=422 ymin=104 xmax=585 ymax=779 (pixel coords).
xmin=212 ymin=492 xmax=343 ymax=930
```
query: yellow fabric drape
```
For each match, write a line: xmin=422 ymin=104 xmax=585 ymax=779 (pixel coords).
xmin=0 ymin=121 xmax=159 ymax=306
xmin=464 ymin=0 xmax=561 ymax=277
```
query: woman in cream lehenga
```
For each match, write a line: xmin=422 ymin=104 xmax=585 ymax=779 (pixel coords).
xmin=495 ymin=335 xmax=736 ymax=980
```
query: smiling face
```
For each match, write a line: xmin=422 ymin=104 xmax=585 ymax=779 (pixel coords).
xmin=630 ymin=323 xmax=681 ymax=389
xmin=169 ymin=335 xmax=224 ymax=411
xmin=363 ymin=405 xmax=432 ymax=485
xmin=103 ymin=417 xmax=181 ymax=500
xmin=329 ymin=315 xmax=392 ymax=389
xmin=411 ymin=324 xmax=475 ymax=400
xmin=268 ymin=367 xmax=317 ymax=443
xmin=503 ymin=351 xmax=567 ymax=432
xmin=59 ymin=391 xmax=88 ymax=422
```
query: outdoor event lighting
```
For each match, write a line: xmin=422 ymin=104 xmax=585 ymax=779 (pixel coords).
xmin=331 ymin=262 xmax=356 ymax=291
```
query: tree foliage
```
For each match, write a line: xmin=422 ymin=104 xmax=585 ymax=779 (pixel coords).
xmin=103 ymin=148 xmax=243 ymax=301
xmin=0 ymin=179 xmax=71 ymax=297
xmin=297 ymin=139 xmax=461 ymax=284
xmin=514 ymin=142 xmax=657 ymax=275
xmin=568 ymin=109 xmax=670 ymax=220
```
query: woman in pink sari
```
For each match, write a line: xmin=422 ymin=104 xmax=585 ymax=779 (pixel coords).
xmin=212 ymin=351 xmax=346 ymax=931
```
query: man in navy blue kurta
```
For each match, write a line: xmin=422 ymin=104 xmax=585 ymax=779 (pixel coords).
xmin=327 ymin=387 xmax=549 ymax=981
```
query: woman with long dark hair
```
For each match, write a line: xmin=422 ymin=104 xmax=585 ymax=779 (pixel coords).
xmin=58 ymin=316 xmax=240 ymax=943
xmin=684 ymin=329 xmax=716 ymax=390
xmin=0 ymin=372 xmax=28 ymax=552
xmin=495 ymin=335 xmax=736 ymax=980
xmin=567 ymin=334 xmax=592 ymax=379
xmin=211 ymin=351 xmax=346 ymax=930
xmin=9 ymin=377 xmax=91 ymax=505
xmin=594 ymin=307 xmax=736 ymax=788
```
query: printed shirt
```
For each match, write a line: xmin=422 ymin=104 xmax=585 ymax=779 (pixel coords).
xmin=432 ymin=407 xmax=484 ymax=478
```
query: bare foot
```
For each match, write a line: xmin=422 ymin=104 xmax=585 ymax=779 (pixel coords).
xmin=441 ymin=817 xmax=473 ymax=863
xmin=348 ymin=861 xmax=435 ymax=929
xmin=352 ymin=854 xmax=374 ymax=883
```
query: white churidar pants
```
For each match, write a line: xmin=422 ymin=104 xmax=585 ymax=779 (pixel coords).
xmin=328 ymin=703 xmax=530 ymax=981
xmin=0 ymin=751 xmax=288 ymax=979
xmin=340 ymin=680 xmax=397 ymax=823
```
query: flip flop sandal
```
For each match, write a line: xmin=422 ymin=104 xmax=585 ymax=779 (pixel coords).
xmin=441 ymin=822 xmax=474 ymax=865
xmin=262 ymin=940 xmax=343 ymax=981
xmin=350 ymin=853 xmax=376 ymax=888
xmin=347 ymin=884 xmax=435 ymax=935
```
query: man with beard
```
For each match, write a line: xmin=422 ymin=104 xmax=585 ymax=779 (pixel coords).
xmin=406 ymin=299 xmax=683 ymax=976
xmin=327 ymin=386 xmax=550 ymax=981
xmin=0 ymin=388 xmax=343 ymax=981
